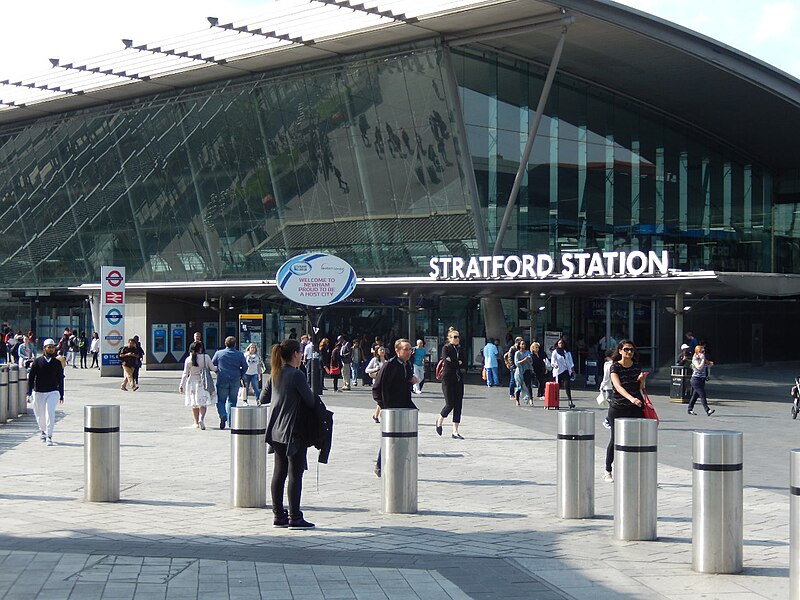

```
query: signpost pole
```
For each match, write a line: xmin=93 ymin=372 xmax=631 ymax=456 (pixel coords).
xmin=99 ymin=266 xmax=125 ymax=378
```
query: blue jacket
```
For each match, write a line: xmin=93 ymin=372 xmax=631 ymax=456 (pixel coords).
xmin=211 ymin=347 xmax=248 ymax=381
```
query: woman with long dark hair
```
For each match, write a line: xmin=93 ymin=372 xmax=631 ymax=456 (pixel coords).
xmin=436 ymin=327 xmax=466 ymax=439
xmin=179 ymin=341 xmax=216 ymax=429
xmin=550 ymin=338 xmax=575 ymax=409
xmin=603 ymin=339 xmax=647 ymax=482
xmin=261 ymin=339 xmax=316 ymax=529
xmin=318 ymin=337 xmax=330 ymax=390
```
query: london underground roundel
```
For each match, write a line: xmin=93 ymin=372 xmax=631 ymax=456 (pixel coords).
xmin=276 ymin=253 xmax=357 ymax=307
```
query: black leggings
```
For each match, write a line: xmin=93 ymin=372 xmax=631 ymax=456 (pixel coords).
xmin=557 ymin=370 xmax=573 ymax=402
xmin=605 ymin=402 xmax=645 ymax=473
xmin=270 ymin=443 xmax=307 ymax=519
xmin=534 ymin=371 xmax=547 ymax=397
xmin=440 ymin=378 xmax=464 ymax=423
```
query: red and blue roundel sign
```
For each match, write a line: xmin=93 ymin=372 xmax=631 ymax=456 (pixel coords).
xmin=276 ymin=253 xmax=357 ymax=307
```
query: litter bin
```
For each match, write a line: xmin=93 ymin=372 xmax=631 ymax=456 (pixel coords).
xmin=670 ymin=365 xmax=691 ymax=403
xmin=584 ymin=360 xmax=598 ymax=387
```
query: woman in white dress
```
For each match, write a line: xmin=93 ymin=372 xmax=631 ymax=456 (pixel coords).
xmin=179 ymin=341 xmax=216 ymax=429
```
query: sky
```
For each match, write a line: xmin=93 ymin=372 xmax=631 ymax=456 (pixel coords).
xmin=0 ymin=0 xmax=798 ymax=82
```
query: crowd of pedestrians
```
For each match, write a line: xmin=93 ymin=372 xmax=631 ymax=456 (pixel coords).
xmin=5 ymin=315 xmax=723 ymax=533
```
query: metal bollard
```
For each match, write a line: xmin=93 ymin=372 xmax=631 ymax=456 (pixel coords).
xmin=0 ymin=365 xmax=8 ymax=424
xmin=614 ymin=418 xmax=658 ymax=541
xmin=382 ymin=408 xmax=418 ymax=514
xmin=791 ymin=450 xmax=800 ymax=599
xmin=231 ymin=405 xmax=268 ymax=508
xmin=557 ymin=410 xmax=594 ymax=519
xmin=7 ymin=365 xmax=19 ymax=420
xmin=693 ymin=430 xmax=743 ymax=574
xmin=84 ymin=405 xmax=120 ymax=502
xmin=17 ymin=366 xmax=27 ymax=416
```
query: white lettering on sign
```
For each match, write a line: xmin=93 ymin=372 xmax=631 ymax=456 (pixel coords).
xmin=428 ymin=250 xmax=671 ymax=281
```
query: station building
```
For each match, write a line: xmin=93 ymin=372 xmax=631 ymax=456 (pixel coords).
xmin=1 ymin=0 xmax=799 ymax=370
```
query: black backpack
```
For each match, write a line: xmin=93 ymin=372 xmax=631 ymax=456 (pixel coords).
xmin=10 ymin=341 xmax=21 ymax=361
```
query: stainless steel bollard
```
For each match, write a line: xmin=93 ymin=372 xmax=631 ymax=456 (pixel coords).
xmin=0 ymin=365 xmax=8 ymax=424
xmin=17 ymin=366 xmax=27 ymax=416
xmin=791 ymin=450 xmax=800 ymax=599
xmin=693 ymin=430 xmax=743 ymax=574
xmin=614 ymin=418 xmax=658 ymax=541
xmin=557 ymin=410 xmax=594 ymax=519
xmin=7 ymin=365 xmax=19 ymax=420
xmin=382 ymin=408 xmax=418 ymax=514
xmin=84 ymin=405 xmax=120 ymax=502
xmin=231 ymin=405 xmax=268 ymax=508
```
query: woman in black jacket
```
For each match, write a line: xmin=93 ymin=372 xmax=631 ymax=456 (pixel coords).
xmin=435 ymin=327 xmax=467 ymax=439
xmin=262 ymin=338 xmax=316 ymax=529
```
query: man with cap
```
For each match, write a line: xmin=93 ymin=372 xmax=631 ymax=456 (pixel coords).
xmin=27 ymin=339 xmax=65 ymax=446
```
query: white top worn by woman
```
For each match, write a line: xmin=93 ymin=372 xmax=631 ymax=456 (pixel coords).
xmin=90 ymin=337 xmax=100 ymax=353
xmin=179 ymin=354 xmax=216 ymax=407
xmin=550 ymin=349 xmax=574 ymax=379
xmin=600 ymin=360 xmax=613 ymax=392
xmin=245 ymin=351 xmax=264 ymax=376
xmin=365 ymin=357 xmax=385 ymax=380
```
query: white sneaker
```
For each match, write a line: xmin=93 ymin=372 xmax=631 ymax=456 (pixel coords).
xmin=40 ymin=432 xmax=46 ymax=443
xmin=602 ymin=471 xmax=613 ymax=482
xmin=198 ymin=420 xmax=206 ymax=430
xmin=46 ymin=437 xmax=54 ymax=447
xmin=192 ymin=422 xmax=199 ymax=428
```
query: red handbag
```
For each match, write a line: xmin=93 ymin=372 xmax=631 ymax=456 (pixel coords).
xmin=642 ymin=390 xmax=659 ymax=426
xmin=328 ymin=359 xmax=342 ymax=377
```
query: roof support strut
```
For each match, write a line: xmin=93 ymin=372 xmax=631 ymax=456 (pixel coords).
xmin=493 ymin=25 xmax=569 ymax=254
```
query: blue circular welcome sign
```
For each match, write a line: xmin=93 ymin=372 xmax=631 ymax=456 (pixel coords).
xmin=276 ymin=253 xmax=357 ymax=307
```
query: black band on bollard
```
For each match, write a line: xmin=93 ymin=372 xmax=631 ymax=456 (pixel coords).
xmin=791 ymin=486 xmax=800 ymax=496
xmin=84 ymin=427 xmax=120 ymax=433
xmin=557 ymin=434 xmax=595 ymax=441
xmin=615 ymin=444 xmax=657 ymax=453
xmin=692 ymin=462 xmax=743 ymax=472
xmin=382 ymin=431 xmax=418 ymax=438
xmin=231 ymin=428 xmax=267 ymax=435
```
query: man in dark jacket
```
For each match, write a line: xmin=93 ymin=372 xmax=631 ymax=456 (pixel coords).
xmin=372 ymin=338 xmax=417 ymax=477
xmin=27 ymin=339 xmax=64 ymax=446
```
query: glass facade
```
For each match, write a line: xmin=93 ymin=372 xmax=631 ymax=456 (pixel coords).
xmin=0 ymin=40 xmax=797 ymax=293
xmin=0 ymin=45 xmax=473 ymax=288
xmin=452 ymin=47 xmax=779 ymax=273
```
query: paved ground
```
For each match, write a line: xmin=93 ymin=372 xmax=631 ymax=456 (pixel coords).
xmin=0 ymin=361 xmax=796 ymax=599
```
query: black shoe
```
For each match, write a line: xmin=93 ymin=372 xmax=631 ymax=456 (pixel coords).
xmin=373 ymin=416 xmax=380 ymax=424
xmin=374 ymin=465 xmax=381 ymax=478
xmin=288 ymin=518 xmax=315 ymax=530
xmin=688 ymin=410 xmax=696 ymax=415
xmin=451 ymin=433 xmax=464 ymax=440
xmin=568 ymin=402 xmax=575 ymax=409
xmin=220 ymin=417 xmax=227 ymax=430
xmin=435 ymin=423 xmax=442 ymax=436
xmin=706 ymin=409 xmax=715 ymax=416
xmin=273 ymin=510 xmax=289 ymax=528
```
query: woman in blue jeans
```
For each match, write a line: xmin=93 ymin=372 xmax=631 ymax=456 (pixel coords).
xmin=243 ymin=343 xmax=264 ymax=401
xmin=687 ymin=343 xmax=715 ymax=416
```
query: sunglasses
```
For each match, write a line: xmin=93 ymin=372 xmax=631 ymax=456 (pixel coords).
xmin=451 ymin=335 xmax=460 ymax=338
xmin=621 ymin=347 xmax=635 ymax=353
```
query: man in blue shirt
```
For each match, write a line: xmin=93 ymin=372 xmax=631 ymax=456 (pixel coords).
xmin=482 ymin=339 xmax=499 ymax=387
xmin=212 ymin=336 xmax=248 ymax=429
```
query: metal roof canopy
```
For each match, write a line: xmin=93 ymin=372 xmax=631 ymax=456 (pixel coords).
xmin=68 ymin=271 xmax=800 ymax=300
xmin=0 ymin=0 xmax=799 ymax=171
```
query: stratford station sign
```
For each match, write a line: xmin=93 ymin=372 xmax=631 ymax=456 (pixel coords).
xmin=429 ymin=250 xmax=671 ymax=281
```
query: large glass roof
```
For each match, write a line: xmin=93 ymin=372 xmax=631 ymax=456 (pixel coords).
xmin=0 ymin=0 xmax=489 ymax=111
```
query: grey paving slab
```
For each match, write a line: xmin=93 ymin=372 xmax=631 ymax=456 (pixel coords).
xmin=0 ymin=366 xmax=796 ymax=598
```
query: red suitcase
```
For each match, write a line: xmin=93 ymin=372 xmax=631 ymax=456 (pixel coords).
xmin=544 ymin=381 xmax=560 ymax=409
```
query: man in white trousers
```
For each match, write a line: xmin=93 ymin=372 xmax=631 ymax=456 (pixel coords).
xmin=26 ymin=339 xmax=64 ymax=446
